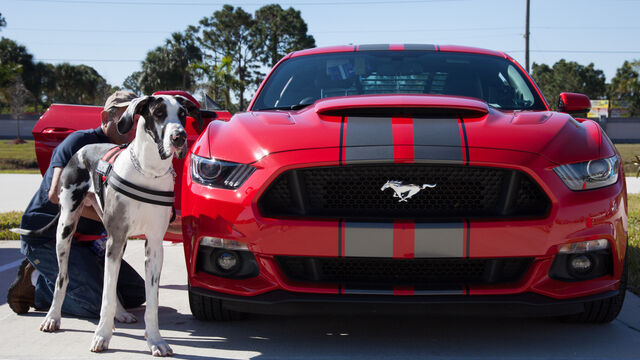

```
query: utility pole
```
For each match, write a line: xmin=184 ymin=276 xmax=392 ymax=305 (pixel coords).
xmin=525 ymin=0 xmax=530 ymax=72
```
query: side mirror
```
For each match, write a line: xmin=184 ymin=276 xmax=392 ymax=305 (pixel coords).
xmin=558 ymin=92 xmax=591 ymax=114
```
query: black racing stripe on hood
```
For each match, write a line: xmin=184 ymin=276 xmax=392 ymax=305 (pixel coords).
xmin=345 ymin=117 xmax=394 ymax=163
xmin=357 ymin=44 xmax=390 ymax=51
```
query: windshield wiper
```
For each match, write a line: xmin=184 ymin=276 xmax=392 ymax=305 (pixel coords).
xmin=256 ymin=103 xmax=311 ymax=111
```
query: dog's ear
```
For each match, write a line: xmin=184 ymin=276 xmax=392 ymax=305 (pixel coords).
xmin=117 ymin=96 xmax=152 ymax=135
xmin=174 ymin=95 xmax=202 ymax=131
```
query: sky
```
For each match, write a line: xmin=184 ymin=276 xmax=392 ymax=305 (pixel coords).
xmin=2 ymin=0 xmax=640 ymax=95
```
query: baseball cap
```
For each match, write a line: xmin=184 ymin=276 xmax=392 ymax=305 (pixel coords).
xmin=104 ymin=90 xmax=137 ymax=111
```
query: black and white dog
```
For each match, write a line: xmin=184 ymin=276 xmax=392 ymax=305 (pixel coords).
xmin=13 ymin=95 xmax=200 ymax=356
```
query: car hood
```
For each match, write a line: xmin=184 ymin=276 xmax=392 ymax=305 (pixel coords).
xmin=204 ymin=95 xmax=605 ymax=165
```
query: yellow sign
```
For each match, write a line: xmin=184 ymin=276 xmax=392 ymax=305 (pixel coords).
xmin=611 ymin=100 xmax=630 ymax=118
xmin=587 ymin=100 xmax=609 ymax=118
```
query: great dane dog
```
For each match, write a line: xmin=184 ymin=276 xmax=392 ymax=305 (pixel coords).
xmin=13 ymin=95 xmax=200 ymax=356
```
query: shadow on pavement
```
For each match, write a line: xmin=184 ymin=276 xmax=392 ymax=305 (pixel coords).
xmin=146 ymin=305 xmax=637 ymax=359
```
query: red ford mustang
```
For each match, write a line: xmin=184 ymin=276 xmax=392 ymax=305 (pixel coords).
xmin=34 ymin=44 xmax=627 ymax=323
xmin=181 ymin=44 xmax=627 ymax=322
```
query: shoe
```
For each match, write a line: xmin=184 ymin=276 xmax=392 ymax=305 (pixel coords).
xmin=7 ymin=258 xmax=35 ymax=314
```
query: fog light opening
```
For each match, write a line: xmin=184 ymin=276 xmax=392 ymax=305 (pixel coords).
xmin=213 ymin=250 xmax=241 ymax=274
xmin=569 ymin=255 xmax=593 ymax=274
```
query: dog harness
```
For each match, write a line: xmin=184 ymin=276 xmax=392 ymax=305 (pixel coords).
xmin=95 ymin=145 xmax=176 ymax=210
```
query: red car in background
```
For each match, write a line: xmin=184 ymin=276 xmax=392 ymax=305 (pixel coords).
xmin=35 ymin=44 xmax=628 ymax=323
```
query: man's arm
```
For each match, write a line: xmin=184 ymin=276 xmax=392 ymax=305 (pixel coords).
xmin=47 ymin=167 xmax=63 ymax=205
xmin=48 ymin=166 xmax=101 ymax=222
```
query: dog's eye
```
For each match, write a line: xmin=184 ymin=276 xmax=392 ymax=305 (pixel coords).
xmin=154 ymin=109 xmax=165 ymax=117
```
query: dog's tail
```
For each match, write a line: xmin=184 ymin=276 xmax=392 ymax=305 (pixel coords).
xmin=11 ymin=212 xmax=60 ymax=237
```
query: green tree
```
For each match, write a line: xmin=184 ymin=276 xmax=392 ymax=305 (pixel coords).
xmin=200 ymin=5 xmax=257 ymax=110
xmin=190 ymin=55 xmax=235 ymax=111
xmin=123 ymin=71 xmax=142 ymax=95
xmin=0 ymin=37 xmax=33 ymax=85
xmin=531 ymin=59 xmax=606 ymax=109
xmin=0 ymin=37 xmax=33 ymax=112
xmin=0 ymin=38 xmax=59 ymax=113
xmin=50 ymin=63 xmax=110 ymax=105
xmin=252 ymin=4 xmax=315 ymax=67
xmin=137 ymin=30 xmax=202 ymax=94
xmin=24 ymin=62 xmax=55 ymax=113
xmin=608 ymin=60 xmax=640 ymax=116
xmin=0 ymin=13 xmax=6 ymax=29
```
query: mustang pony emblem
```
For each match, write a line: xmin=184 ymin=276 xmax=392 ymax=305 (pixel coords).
xmin=380 ymin=180 xmax=436 ymax=202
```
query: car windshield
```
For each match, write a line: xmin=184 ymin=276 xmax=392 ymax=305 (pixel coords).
xmin=252 ymin=51 xmax=547 ymax=111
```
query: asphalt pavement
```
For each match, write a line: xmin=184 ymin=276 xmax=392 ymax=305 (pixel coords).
xmin=0 ymin=240 xmax=639 ymax=360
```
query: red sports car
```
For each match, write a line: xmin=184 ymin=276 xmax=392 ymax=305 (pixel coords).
xmin=33 ymin=44 xmax=627 ymax=323
xmin=181 ymin=44 xmax=628 ymax=322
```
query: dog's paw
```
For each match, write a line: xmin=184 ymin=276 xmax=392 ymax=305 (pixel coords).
xmin=148 ymin=338 xmax=173 ymax=357
xmin=90 ymin=334 xmax=111 ymax=353
xmin=115 ymin=310 xmax=137 ymax=323
xmin=39 ymin=316 xmax=60 ymax=332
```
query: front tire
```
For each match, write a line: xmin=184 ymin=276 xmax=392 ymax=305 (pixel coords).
xmin=561 ymin=251 xmax=628 ymax=323
xmin=188 ymin=288 xmax=246 ymax=321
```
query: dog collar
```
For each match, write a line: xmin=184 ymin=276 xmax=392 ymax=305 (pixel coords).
xmin=129 ymin=149 xmax=176 ymax=179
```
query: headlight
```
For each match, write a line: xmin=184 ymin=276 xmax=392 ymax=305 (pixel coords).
xmin=553 ymin=155 xmax=619 ymax=191
xmin=190 ymin=154 xmax=255 ymax=189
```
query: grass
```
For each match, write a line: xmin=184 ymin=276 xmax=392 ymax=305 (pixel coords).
xmin=626 ymin=194 xmax=640 ymax=294
xmin=0 ymin=169 xmax=40 ymax=174
xmin=0 ymin=211 xmax=22 ymax=240
xmin=0 ymin=140 xmax=38 ymax=171
xmin=614 ymin=144 xmax=640 ymax=176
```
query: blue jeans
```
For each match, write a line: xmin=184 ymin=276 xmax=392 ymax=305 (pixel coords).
xmin=21 ymin=240 xmax=145 ymax=318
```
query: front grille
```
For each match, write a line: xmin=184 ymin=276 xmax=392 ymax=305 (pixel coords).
xmin=259 ymin=164 xmax=549 ymax=220
xmin=275 ymin=256 xmax=533 ymax=287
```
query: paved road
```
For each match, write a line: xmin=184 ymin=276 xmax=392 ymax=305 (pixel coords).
xmin=0 ymin=240 xmax=639 ymax=359
xmin=0 ymin=174 xmax=41 ymax=213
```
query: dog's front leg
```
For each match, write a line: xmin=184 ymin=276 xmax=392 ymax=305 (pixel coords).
xmin=90 ymin=235 xmax=126 ymax=353
xmin=144 ymin=234 xmax=173 ymax=357
xmin=40 ymin=206 xmax=80 ymax=332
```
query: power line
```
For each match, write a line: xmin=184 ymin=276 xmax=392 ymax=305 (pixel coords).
xmin=507 ymin=50 xmax=640 ymax=54
xmin=17 ymin=0 xmax=467 ymax=6
xmin=10 ymin=28 xmax=169 ymax=34
xmin=37 ymin=50 xmax=640 ymax=63
xmin=8 ymin=25 xmax=640 ymax=34
xmin=35 ymin=58 xmax=142 ymax=62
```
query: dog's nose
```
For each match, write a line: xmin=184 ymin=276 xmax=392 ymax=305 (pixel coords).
xmin=171 ymin=130 xmax=187 ymax=148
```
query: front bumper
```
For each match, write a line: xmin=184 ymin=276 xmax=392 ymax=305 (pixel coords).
xmin=181 ymin=147 xmax=628 ymax=305
xmin=189 ymin=286 xmax=621 ymax=317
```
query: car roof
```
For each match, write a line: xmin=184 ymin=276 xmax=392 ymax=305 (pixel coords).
xmin=289 ymin=44 xmax=508 ymax=59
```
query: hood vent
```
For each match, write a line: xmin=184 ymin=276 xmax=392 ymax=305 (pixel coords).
xmin=317 ymin=106 xmax=485 ymax=118
xmin=314 ymin=94 xmax=489 ymax=119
